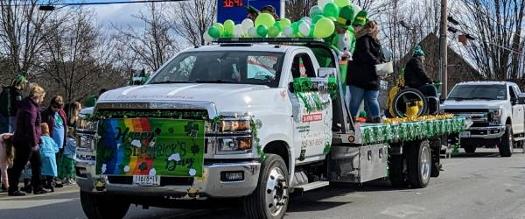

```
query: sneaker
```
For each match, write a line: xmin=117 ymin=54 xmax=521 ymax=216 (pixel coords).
xmin=55 ymin=182 xmax=64 ymax=188
xmin=8 ymin=191 xmax=26 ymax=196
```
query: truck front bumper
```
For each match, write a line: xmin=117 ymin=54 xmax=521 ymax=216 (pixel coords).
xmin=75 ymin=159 xmax=261 ymax=198
xmin=462 ymin=125 xmax=506 ymax=139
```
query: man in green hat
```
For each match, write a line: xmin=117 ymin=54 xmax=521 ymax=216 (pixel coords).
xmin=404 ymin=45 xmax=436 ymax=97
xmin=0 ymin=74 xmax=28 ymax=132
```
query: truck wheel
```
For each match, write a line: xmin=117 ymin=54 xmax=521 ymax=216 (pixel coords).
xmin=80 ymin=191 xmax=130 ymax=219
xmin=463 ymin=144 xmax=476 ymax=153
xmin=407 ymin=141 xmax=431 ymax=188
xmin=499 ymin=124 xmax=513 ymax=157
xmin=388 ymin=154 xmax=407 ymax=188
xmin=243 ymin=154 xmax=289 ymax=219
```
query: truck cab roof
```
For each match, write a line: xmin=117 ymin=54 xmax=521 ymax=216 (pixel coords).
xmin=188 ymin=43 xmax=300 ymax=53
xmin=457 ymin=81 xmax=517 ymax=86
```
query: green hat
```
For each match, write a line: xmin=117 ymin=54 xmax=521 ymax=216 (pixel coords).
xmin=413 ymin=45 xmax=425 ymax=57
xmin=353 ymin=10 xmax=368 ymax=26
xmin=12 ymin=74 xmax=28 ymax=86
xmin=246 ymin=5 xmax=260 ymax=15
xmin=336 ymin=6 xmax=356 ymax=27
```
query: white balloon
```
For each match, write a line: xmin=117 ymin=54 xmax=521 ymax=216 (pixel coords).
xmin=241 ymin=19 xmax=254 ymax=32
xmin=298 ymin=22 xmax=311 ymax=37
xmin=318 ymin=0 xmax=333 ymax=8
xmin=248 ymin=26 xmax=258 ymax=37
xmin=203 ymin=30 xmax=213 ymax=43
xmin=234 ymin=24 xmax=243 ymax=38
xmin=302 ymin=17 xmax=312 ymax=26
xmin=282 ymin=27 xmax=294 ymax=37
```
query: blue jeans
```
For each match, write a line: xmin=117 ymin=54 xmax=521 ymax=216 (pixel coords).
xmin=348 ymin=85 xmax=380 ymax=118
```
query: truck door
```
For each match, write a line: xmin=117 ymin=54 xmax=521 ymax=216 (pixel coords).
xmin=510 ymin=85 xmax=525 ymax=134
xmin=288 ymin=52 xmax=333 ymax=163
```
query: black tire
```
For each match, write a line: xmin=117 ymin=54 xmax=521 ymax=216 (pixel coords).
xmin=463 ymin=144 xmax=476 ymax=154
xmin=80 ymin=191 xmax=130 ymax=219
xmin=499 ymin=124 xmax=513 ymax=157
xmin=388 ymin=154 xmax=407 ymax=188
xmin=243 ymin=154 xmax=289 ymax=219
xmin=407 ymin=141 xmax=432 ymax=188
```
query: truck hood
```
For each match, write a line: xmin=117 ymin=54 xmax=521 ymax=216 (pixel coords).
xmin=442 ymin=99 xmax=506 ymax=110
xmin=97 ymin=83 xmax=289 ymax=113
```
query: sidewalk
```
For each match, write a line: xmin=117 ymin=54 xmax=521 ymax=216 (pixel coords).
xmin=0 ymin=184 xmax=78 ymax=200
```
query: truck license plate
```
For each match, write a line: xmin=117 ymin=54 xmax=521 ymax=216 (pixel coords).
xmin=133 ymin=175 xmax=159 ymax=186
xmin=459 ymin=131 xmax=471 ymax=138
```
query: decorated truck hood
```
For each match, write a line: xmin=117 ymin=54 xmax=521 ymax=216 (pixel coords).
xmin=442 ymin=100 xmax=507 ymax=110
xmin=97 ymin=83 xmax=289 ymax=113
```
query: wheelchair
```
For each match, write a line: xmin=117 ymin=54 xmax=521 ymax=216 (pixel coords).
xmin=386 ymin=77 xmax=440 ymax=118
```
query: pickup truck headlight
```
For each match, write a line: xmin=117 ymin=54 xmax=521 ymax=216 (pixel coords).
xmin=217 ymin=137 xmax=252 ymax=153
xmin=489 ymin=109 xmax=502 ymax=125
xmin=218 ymin=120 xmax=251 ymax=133
xmin=76 ymin=114 xmax=97 ymax=149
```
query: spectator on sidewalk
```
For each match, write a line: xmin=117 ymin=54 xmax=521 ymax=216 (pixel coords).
xmin=41 ymin=96 xmax=67 ymax=188
xmin=8 ymin=84 xmax=47 ymax=196
xmin=0 ymin=75 xmax=28 ymax=133
xmin=0 ymin=133 xmax=14 ymax=192
xmin=39 ymin=123 xmax=59 ymax=192
xmin=60 ymin=127 xmax=76 ymax=185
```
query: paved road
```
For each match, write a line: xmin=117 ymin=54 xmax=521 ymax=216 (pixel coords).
xmin=1 ymin=148 xmax=525 ymax=219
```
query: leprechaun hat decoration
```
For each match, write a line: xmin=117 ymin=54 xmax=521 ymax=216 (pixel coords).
xmin=354 ymin=10 xmax=368 ymax=26
xmin=336 ymin=5 xmax=356 ymax=28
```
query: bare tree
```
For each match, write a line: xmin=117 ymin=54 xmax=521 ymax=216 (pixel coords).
xmin=38 ymin=9 xmax=123 ymax=103
xmin=172 ymin=0 xmax=216 ymax=46
xmin=0 ymin=0 xmax=55 ymax=80
xmin=458 ymin=0 xmax=525 ymax=80
xmin=115 ymin=3 xmax=180 ymax=72
xmin=286 ymin=0 xmax=316 ymax=21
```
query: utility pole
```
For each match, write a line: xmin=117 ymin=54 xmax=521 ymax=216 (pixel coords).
xmin=439 ymin=0 xmax=448 ymax=98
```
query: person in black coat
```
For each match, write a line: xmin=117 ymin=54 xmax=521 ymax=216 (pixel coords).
xmin=404 ymin=46 xmax=437 ymax=97
xmin=347 ymin=20 xmax=383 ymax=122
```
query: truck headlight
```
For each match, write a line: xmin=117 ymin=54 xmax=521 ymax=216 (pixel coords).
xmin=489 ymin=109 xmax=502 ymax=124
xmin=77 ymin=134 xmax=96 ymax=149
xmin=217 ymin=137 xmax=252 ymax=153
xmin=218 ymin=120 xmax=251 ymax=133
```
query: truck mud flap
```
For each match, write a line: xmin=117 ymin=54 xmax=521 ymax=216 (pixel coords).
xmin=328 ymin=144 xmax=389 ymax=183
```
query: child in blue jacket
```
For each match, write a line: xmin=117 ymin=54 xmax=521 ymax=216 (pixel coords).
xmin=39 ymin=123 xmax=59 ymax=192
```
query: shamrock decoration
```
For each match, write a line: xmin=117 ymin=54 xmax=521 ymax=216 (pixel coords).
xmin=191 ymin=143 xmax=200 ymax=155
xmin=138 ymin=162 xmax=148 ymax=171
xmin=185 ymin=122 xmax=199 ymax=137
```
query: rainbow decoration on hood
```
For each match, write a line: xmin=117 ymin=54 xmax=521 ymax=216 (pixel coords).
xmin=95 ymin=118 xmax=205 ymax=177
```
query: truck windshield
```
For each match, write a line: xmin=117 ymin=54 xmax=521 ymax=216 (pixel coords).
xmin=148 ymin=51 xmax=284 ymax=87
xmin=448 ymin=84 xmax=507 ymax=101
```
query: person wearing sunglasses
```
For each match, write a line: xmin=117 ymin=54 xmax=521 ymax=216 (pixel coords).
xmin=41 ymin=96 xmax=68 ymax=188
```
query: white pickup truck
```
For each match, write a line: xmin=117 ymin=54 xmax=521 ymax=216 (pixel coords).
xmin=74 ymin=38 xmax=466 ymax=219
xmin=442 ymin=81 xmax=525 ymax=157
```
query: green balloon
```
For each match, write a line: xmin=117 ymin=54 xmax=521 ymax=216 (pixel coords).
xmin=279 ymin=18 xmax=292 ymax=29
xmin=309 ymin=5 xmax=323 ymax=17
xmin=212 ymin=23 xmax=224 ymax=37
xmin=223 ymin=20 xmax=235 ymax=37
xmin=314 ymin=18 xmax=335 ymax=38
xmin=323 ymin=3 xmax=340 ymax=19
xmin=334 ymin=0 xmax=350 ymax=8
xmin=268 ymin=26 xmax=280 ymax=38
xmin=255 ymin=13 xmax=276 ymax=29
xmin=208 ymin=26 xmax=221 ymax=39
xmin=291 ymin=22 xmax=299 ymax=33
xmin=256 ymin=25 xmax=268 ymax=37
xmin=312 ymin=14 xmax=325 ymax=24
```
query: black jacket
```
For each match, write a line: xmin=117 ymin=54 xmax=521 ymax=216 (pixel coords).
xmin=347 ymin=35 xmax=382 ymax=90
xmin=404 ymin=57 xmax=432 ymax=88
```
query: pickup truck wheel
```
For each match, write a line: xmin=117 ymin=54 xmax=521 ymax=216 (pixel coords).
xmin=80 ymin=191 xmax=129 ymax=219
xmin=388 ymin=154 xmax=407 ymax=187
xmin=463 ymin=144 xmax=476 ymax=153
xmin=407 ymin=141 xmax=431 ymax=188
xmin=243 ymin=154 xmax=289 ymax=219
xmin=499 ymin=124 xmax=513 ymax=157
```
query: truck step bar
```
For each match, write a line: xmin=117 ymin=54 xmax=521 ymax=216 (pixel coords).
xmin=293 ymin=181 xmax=330 ymax=192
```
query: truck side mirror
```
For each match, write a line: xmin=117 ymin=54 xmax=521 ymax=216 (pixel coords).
xmin=519 ymin=96 xmax=525 ymax=104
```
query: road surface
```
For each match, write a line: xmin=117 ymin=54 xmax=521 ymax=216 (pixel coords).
xmin=1 ymin=148 xmax=524 ymax=219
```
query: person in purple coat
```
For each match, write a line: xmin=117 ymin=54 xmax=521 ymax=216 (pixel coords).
xmin=7 ymin=84 xmax=47 ymax=196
